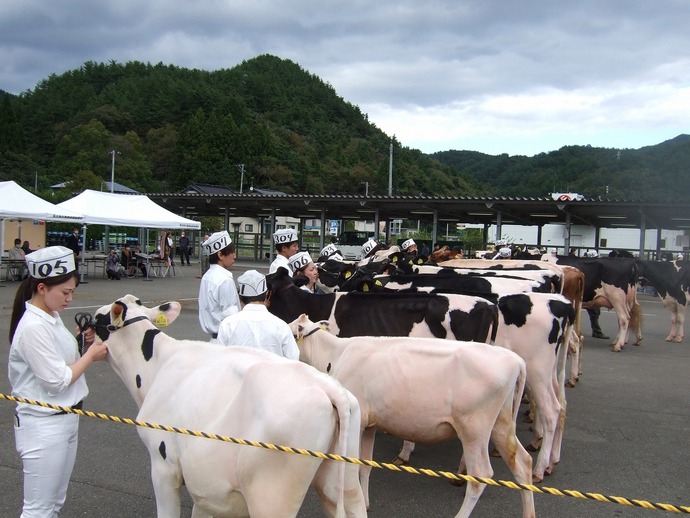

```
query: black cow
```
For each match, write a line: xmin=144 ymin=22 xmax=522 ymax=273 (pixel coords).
xmin=267 ymin=267 xmax=498 ymax=343
xmin=637 ymin=259 xmax=690 ymax=342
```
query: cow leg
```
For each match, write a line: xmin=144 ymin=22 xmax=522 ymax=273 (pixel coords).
xmin=359 ymin=427 xmax=377 ymax=510
xmin=489 ymin=410 xmax=536 ymax=518
xmin=565 ymin=333 xmax=582 ymax=387
xmin=393 ymin=440 xmax=416 ymax=465
xmin=453 ymin=432 xmax=492 ymax=518
xmin=526 ymin=380 xmax=560 ymax=481
xmin=148 ymin=455 xmax=183 ymax=518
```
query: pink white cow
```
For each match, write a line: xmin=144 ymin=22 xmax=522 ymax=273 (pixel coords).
xmin=93 ymin=295 xmax=366 ymax=518
xmin=291 ymin=314 xmax=536 ymax=518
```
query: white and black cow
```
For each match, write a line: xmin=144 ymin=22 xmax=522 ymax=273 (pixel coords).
xmin=291 ymin=315 xmax=536 ymax=518
xmin=93 ymin=294 xmax=366 ymax=518
xmin=267 ymin=267 xmax=499 ymax=343
xmin=547 ymin=256 xmax=642 ymax=352
xmin=637 ymin=259 xmax=690 ymax=342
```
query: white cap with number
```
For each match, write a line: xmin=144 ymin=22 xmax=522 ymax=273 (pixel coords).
xmin=26 ymin=246 xmax=76 ymax=279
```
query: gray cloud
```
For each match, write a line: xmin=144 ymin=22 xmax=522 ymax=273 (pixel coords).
xmin=1 ymin=0 xmax=688 ymax=155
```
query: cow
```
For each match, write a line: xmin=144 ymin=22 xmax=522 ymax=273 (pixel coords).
xmin=636 ymin=259 xmax=690 ymax=342
xmin=560 ymin=266 xmax=586 ymax=387
xmin=93 ymin=294 xmax=366 ymax=518
xmin=388 ymin=290 xmax=575 ymax=483
xmin=267 ymin=267 xmax=499 ymax=343
xmin=547 ymin=256 xmax=642 ymax=352
xmin=290 ymin=315 xmax=536 ymax=518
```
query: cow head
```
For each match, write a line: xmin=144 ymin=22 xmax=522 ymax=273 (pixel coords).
xmin=93 ymin=294 xmax=182 ymax=342
xmin=289 ymin=313 xmax=330 ymax=341
xmin=317 ymin=259 xmax=358 ymax=292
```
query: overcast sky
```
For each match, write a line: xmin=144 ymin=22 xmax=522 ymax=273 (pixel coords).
xmin=1 ymin=1 xmax=689 ymax=156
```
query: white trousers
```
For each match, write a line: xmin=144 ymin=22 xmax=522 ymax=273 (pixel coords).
xmin=14 ymin=412 xmax=79 ymax=518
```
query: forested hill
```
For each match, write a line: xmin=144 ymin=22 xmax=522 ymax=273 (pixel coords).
xmin=0 ymin=55 xmax=483 ymax=198
xmin=0 ymin=54 xmax=688 ymax=202
xmin=432 ymin=133 xmax=690 ymax=201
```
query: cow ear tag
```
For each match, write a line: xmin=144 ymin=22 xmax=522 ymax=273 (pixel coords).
xmin=155 ymin=312 xmax=169 ymax=327
xmin=344 ymin=271 xmax=352 ymax=279
xmin=375 ymin=280 xmax=383 ymax=286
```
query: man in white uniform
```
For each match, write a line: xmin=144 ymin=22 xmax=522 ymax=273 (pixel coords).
xmin=217 ymin=270 xmax=300 ymax=360
xmin=198 ymin=231 xmax=241 ymax=342
xmin=268 ymin=228 xmax=299 ymax=276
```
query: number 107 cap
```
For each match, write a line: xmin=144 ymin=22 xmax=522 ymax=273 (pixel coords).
xmin=26 ymin=246 xmax=76 ymax=279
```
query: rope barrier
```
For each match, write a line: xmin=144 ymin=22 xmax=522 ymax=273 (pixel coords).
xmin=2 ymin=393 xmax=689 ymax=514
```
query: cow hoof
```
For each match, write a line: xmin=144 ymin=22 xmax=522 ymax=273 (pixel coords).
xmin=611 ymin=345 xmax=622 ymax=352
xmin=391 ymin=456 xmax=408 ymax=466
xmin=450 ymin=477 xmax=467 ymax=487
xmin=526 ymin=443 xmax=540 ymax=452
xmin=489 ymin=447 xmax=501 ymax=458
xmin=565 ymin=379 xmax=576 ymax=388
xmin=544 ymin=466 xmax=553 ymax=476
xmin=532 ymin=473 xmax=544 ymax=484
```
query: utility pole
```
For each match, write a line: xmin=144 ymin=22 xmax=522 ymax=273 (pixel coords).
xmin=110 ymin=149 xmax=120 ymax=193
xmin=388 ymin=141 xmax=393 ymax=196
xmin=237 ymin=163 xmax=245 ymax=194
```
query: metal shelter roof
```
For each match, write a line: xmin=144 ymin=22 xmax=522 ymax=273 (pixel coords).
xmin=145 ymin=192 xmax=690 ymax=231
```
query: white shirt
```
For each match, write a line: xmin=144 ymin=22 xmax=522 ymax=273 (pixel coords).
xmin=8 ymin=302 xmax=88 ymax=416
xmin=269 ymin=254 xmax=292 ymax=276
xmin=198 ymin=264 xmax=241 ymax=336
xmin=217 ymin=304 xmax=300 ymax=360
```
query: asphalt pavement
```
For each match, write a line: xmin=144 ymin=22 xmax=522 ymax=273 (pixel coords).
xmin=0 ymin=260 xmax=688 ymax=517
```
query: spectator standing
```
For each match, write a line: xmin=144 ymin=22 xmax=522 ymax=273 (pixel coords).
xmin=21 ymin=241 xmax=34 ymax=255
xmin=217 ymin=270 xmax=300 ymax=360
xmin=199 ymin=233 xmax=210 ymax=277
xmin=178 ymin=231 xmax=191 ymax=266
xmin=269 ymin=228 xmax=300 ymax=275
xmin=8 ymin=246 xmax=108 ymax=517
xmin=198 ymin=231 xmax=241 ymax=342
xmin=65 ymin=227 xmax=81 ymax=260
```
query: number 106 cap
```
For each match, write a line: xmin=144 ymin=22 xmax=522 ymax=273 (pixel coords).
xmin=26 ymin=246 xmax=76 ymax=279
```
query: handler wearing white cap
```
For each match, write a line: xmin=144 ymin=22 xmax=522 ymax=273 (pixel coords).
xmin=8 ymin=246 xmax=108 ymax=517
xmin=400 ymin=238 xmax=418 ymax=256
xmin=217 ymin=270 xmax=300 ymax=360
xmin=361 ymin=238 xmax=382 ymax=260
xmin=289 ymin=251 xmax=321 ymax=293
xmin=198 ymin=231 xmax=241 ymax=342
xmin=269 ymin=228 xmax=300 ymax=276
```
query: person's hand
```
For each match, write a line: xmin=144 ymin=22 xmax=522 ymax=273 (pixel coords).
xmin=85 ymin=341 xmax=108 ymax=362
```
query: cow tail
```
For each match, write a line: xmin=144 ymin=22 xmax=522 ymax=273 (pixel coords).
xmin=512 ymin=358 xmax=528 ymax=425
xmin=323 ymin=381 xmax=355 ymax=518
xmin=490 ymin=304 xmax=499 ymax=343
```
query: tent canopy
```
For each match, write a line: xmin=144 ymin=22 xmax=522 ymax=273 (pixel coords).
xmin=58 ymin=190 xmax=200 ymax=229
xmin=0 ymin=181 xmax=83 ymax=222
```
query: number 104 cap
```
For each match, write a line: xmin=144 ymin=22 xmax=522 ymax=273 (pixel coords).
xmin=26 ymin=246 xmax=76 ymax=279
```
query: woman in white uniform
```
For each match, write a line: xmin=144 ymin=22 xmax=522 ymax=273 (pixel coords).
xmin=288 ymin=251 xmax=321 ymax=293
xmin=8 ymin=246 xmax=108 ymax=517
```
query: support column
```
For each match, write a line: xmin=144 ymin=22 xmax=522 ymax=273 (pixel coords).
xmin=638 ymin=212 xmax=646 ymax=258
xmin=432 ymin=210 xmax=439 ymax=246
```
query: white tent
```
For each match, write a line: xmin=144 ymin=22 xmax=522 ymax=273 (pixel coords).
xmin=0 ymin=181 xmax=84 ymax=222
xmin=57 ymin=190 xmax=200 ymax=229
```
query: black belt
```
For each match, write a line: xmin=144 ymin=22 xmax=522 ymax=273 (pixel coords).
xmin=211 ymin=333 xmax=218 ymax=339
xmin=55 ymin=400 xmax=83 ymax=415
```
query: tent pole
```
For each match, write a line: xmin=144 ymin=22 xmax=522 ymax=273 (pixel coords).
xmin=143 ymin=228 xmax=152 ymax=282
xmin=0 ymin=218 xmax=5 ymax=287
xmin=79 ymin=224 xmax=88 ymax=284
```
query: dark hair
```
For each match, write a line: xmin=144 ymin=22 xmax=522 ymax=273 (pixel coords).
xmin=239 ymin=292 xmax=267 ymax=305
xmin=275 ymin=241 xmax=297 ymax=253
xmin=9 ymin=271 xmax=79 ymax=342
xmin=209 ymin=243 xmax=236 ymax=265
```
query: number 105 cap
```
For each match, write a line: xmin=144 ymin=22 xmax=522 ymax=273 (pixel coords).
xmin=26 ymin=246 xmax=76 ymax=279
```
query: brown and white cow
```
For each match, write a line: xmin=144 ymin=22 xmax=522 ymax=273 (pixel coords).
xmin=290 ymin=315 xmax=536 ymax=518
xmin=637 ymin=259 xmax=690 ymax=342
xmin=93 ymin=294 xmax=366 ymax=518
